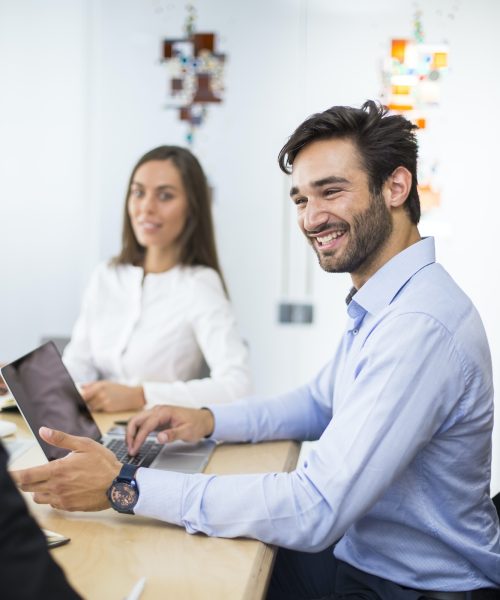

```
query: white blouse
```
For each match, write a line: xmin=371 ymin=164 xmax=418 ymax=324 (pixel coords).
xmin=62 ymin=262 xmax=252 ymax=408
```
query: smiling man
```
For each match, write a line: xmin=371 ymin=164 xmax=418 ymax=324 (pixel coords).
xmin=289 ymin=135 xmax=419 ymax=287
xmin=14 ymin=101 xmax=500 ymax=599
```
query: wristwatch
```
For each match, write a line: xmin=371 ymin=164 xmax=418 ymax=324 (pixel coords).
xmin=107 ymin=463 xmax=140 ymax=514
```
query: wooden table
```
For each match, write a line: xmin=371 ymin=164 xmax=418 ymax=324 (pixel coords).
xmin=2 ymin=410 xmax=300 ymax=600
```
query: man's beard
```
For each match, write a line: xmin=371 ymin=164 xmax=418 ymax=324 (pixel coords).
xmin=312 ymin=192 xmax=393 ymax=274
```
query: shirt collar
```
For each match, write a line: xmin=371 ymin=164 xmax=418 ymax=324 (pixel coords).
xmin=345 ymin=286 xmax=357 ymax=306
xmin=348 ymin=237 xmax=436 ymax=316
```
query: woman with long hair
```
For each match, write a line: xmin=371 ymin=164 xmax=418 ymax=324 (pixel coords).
xmin=62 ymin=146 xmax=252 ymax=412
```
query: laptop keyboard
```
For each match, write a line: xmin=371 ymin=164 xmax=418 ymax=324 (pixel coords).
xmin=106 ymin=438 xmax=162 ymax=468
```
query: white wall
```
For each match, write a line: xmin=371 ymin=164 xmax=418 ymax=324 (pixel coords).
xmin=0 ymin=0 xmax=499 ymax=492
xmin=0 ymin=0 xmax=89 ymax=358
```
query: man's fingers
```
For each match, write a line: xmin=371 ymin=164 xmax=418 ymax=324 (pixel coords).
xmin=157 ymin=424 xmax=193 ymax=443
xmin=157 ymin=410 xmax=213 ymax=443
xmin=126 ymin=414 xmax=149 ymax=450
xmin=126 ymin=411 xmax=162 ymax=454
xmin=157 ymin=427 xmax=183 ymax=443
xmin=127 ymin=416 xmax=163 ymax=455
xmin=156 ymin=430 xmax=170 ymax=443
xmin=39 ymin=427 xmax=96 ymax=453
xmin=128 ymin=423 xmax=153 ymax=456
xmin=33 ymin=492 xmax=53 ymax=504
xmin=126 ymin=407 xmax=183 ymax=454
xmin=12 ymin=463 xmax=52 ymax=488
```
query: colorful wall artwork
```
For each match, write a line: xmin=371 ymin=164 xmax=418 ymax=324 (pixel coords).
xmin=380 ymin=11 xmax=449 ymax=212
xmin=160 ymin=3 xmax=226 ymax=144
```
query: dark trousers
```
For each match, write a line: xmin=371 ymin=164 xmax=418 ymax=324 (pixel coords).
xmin=266 ymin=546 xmax=500 ymax=600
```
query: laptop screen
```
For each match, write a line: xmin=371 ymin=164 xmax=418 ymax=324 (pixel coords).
xmin=1 ymin=342 xmax=101 ymax=460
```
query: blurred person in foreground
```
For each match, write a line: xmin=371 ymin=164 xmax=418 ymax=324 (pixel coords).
xmin=0 ymin=441 xmax=79 ymax=599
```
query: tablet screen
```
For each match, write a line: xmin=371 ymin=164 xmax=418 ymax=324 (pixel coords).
xmin=1 ymin=342 xmax=101 ymax=460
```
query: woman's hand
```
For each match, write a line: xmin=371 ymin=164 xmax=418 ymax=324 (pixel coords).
xmin=80 ymin=381 xmax=146 ymax=413
xmin=126 ymin=406 xmax=215 ymax=456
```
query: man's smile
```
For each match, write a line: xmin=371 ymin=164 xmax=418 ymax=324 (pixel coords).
xmin=308 ymin=226 xmax=348 ymax=250
xmin=316 ymin=230 xmax=347 ymax=247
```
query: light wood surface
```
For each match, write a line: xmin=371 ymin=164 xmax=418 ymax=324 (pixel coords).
xmin=2 ymin=410 xmax=300 ymax=600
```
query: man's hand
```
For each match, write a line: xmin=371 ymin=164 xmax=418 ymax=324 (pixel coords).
xmin=126 ymin=406 xmax=214 ymax=456
xmin=12 ymin=427 xmax=122 ymax=512
xmin=80 ymin=381 xmax=145 ymax=413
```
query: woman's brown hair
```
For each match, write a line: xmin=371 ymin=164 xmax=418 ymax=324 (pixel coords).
xmin=113 ymin=145 xmax=227 ymax=293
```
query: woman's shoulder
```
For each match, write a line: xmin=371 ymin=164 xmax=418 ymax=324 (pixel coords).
xmin=180 ymin=265 xmax=226 ymax=297
xmin=90 ymin=259 xmax=128 ymax=278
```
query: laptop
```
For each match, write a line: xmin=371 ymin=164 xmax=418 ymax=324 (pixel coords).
xmin=0 ymin=341 xmax=215 ymax=473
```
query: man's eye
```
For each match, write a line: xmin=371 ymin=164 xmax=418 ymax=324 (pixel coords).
xmin=294 ymin=197 xmax=307 ymax=206
xmin=325 ymin=188 xmax=340 ymax=197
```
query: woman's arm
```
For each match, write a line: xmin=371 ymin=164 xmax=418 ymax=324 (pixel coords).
xmin=143 ymin=268 xmax=252 ymax=408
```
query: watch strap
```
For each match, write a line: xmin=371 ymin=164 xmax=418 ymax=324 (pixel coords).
xmin=117 ymin=463 xmax=139 ymax=482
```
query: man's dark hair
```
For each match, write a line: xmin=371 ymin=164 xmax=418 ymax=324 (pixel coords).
xmin=278 ymin=100 xmax=421 ymax=224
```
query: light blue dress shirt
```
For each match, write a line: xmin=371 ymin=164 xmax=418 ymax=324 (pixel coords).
xmin=135 ymin=237 xmax=500 ymax=590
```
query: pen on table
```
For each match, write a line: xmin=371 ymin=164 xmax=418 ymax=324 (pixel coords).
xmin=124 ymin=576 xmax=146 ymax=600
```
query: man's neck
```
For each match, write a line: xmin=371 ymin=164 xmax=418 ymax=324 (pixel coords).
xmin=351 ymin=225 xmax=421 ymax=290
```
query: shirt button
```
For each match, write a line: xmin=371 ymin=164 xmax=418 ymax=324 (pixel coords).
xmin=352 ymin=328 xmax=359 ymax=335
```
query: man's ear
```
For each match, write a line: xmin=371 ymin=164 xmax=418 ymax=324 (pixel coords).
xmin=384 ymin=166 xmax=412 ymax=209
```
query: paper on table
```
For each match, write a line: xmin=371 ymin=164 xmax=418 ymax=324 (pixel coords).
xmin=4 ymin=438 xmax=35 ymax=464
xmin=42 ymin=528 xmax=71 ymax=549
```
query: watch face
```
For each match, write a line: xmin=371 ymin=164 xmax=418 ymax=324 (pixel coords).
xmin=110 ymin=481 xmax=138 ymax=510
